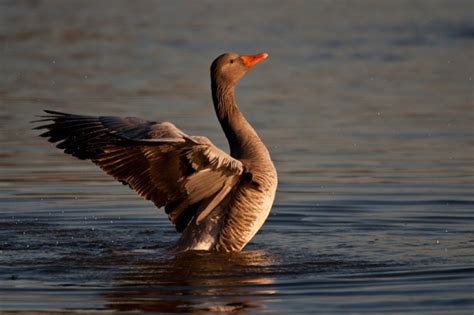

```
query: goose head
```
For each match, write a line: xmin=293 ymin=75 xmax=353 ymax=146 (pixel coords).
xmin=211 ymin=52 xmax=268 ymax=87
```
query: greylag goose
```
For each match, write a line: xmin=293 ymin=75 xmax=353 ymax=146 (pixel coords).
xmin=34 ymin=52 xmax=277 ymax=252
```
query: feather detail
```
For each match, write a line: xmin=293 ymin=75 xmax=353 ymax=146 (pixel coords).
xmin=35 ymin=110 xmax=244 ymax=233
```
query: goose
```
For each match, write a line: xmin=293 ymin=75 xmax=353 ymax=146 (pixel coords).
xmin=34 ymin=52 xmax=277 ymax=252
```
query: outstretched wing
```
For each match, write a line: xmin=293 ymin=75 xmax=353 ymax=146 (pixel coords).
xmin=34 ymin=110 xmax=244 ymax=232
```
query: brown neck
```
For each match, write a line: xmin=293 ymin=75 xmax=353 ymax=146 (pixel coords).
xmin=211 ymin=79 xmax=265 ymax=160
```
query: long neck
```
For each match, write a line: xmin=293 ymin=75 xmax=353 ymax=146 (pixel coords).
xmin=212 ymin=79 xmax=266 ymax=160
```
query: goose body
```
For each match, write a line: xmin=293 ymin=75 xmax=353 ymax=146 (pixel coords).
xmin=35 ymin=52 xmax=277 ymax=252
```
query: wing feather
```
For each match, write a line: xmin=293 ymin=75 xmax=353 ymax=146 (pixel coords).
xmin=34 ymin=110 xmax=243 ymax=232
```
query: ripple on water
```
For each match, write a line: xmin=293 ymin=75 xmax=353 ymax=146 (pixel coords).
xmin=1 ymin=0 xmax=474 ymax=313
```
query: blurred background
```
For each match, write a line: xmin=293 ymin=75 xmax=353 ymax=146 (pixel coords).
xmin=1 ymin=0 xmax=473 ymax=313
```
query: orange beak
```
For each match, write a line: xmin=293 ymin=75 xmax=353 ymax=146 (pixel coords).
xmin=240 ymin=52 xmax=269 ymax=69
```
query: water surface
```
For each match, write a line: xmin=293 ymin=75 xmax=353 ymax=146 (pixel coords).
xmin=1 ymin=1 xmax=473 ymax=314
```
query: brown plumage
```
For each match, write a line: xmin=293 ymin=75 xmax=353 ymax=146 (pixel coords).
xmin=34 ymin=52 xmax=277 ymax=252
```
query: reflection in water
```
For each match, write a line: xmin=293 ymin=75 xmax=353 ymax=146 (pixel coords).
xmin=1 ymin=0 xmax=473 ymax=313
xmin=105 ymin=250 xmax=276 ymax=313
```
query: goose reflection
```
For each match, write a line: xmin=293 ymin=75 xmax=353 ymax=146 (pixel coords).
xmin=104 ymin=250 xmax=277 ymax=313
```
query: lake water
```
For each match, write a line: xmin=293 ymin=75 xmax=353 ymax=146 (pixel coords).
xmin=1 ymin=0 xmax=473 ymax=313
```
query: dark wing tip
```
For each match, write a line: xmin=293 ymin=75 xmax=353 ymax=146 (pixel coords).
xmin=31 ymin=109 xmax=72 ymax=127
